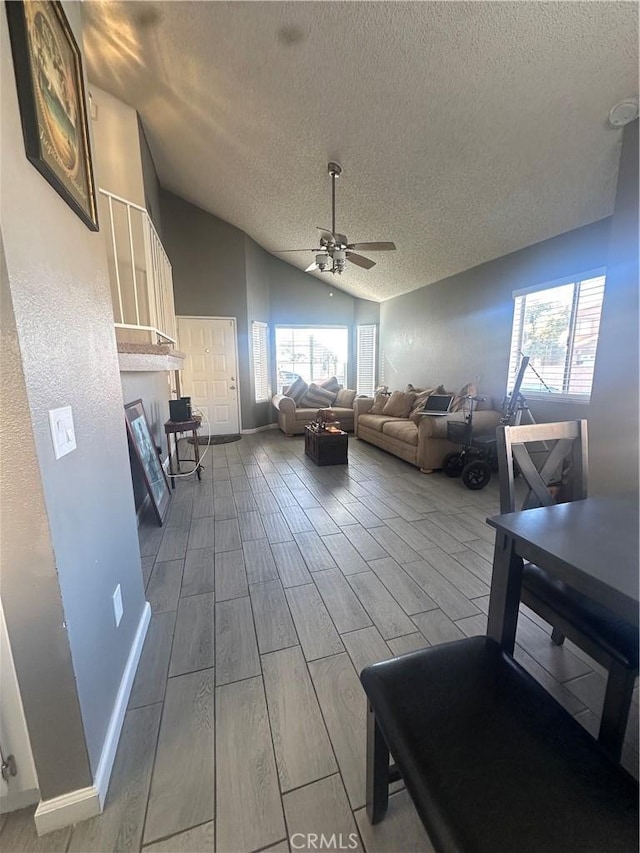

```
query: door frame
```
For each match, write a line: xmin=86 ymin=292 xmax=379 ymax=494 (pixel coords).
xmin=176 ymin=315 xmax=242 ymax=434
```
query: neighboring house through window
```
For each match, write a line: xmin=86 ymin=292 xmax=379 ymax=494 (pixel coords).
xmin=507 ymin=271 xmax=606 ymax=401
xmin=275 ymin=327 xmax=348 ymax=393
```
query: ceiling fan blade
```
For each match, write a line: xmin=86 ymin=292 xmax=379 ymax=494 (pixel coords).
xmin=305 ymin=261 xmax=319 ymax=272
xmin=346 ymin=252 xmax=376 ymax=270
xmin=347 ymin=241 xmax=396 ymax=251
xmin=273 ymin=248 xmax=319 ymax=253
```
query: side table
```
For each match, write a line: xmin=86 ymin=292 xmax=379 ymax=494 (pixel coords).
xmin=304 ymin=426 xmax=348 ymax=466
xmin=164 ymin=417 xmax=202 ymax=488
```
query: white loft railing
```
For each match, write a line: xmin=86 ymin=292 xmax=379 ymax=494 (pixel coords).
xmin=99 ymin=188 xmax=177 ymax=345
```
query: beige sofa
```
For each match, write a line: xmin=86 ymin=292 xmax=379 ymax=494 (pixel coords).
xmin=354 ymin=397 xmax=501 ymax=472
xmin=272 ymin=394 xmax=356 ymax=435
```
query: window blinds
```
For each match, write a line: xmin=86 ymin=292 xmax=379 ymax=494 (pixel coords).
xmin=507 ymin=274 xmax=605 ymax=400
xmin=252 ymin=321 xmax=269 ymax=403
xmin=356 ymin=324 xmax=377 ymax=396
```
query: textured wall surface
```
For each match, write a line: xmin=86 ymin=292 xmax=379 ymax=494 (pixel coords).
xmin=379 ymin=219 xmax=611 ymax=412
xmin=88 ymin=85 xmax=145 ymax=207
xmin=0 ymin=232 xmax=92 ymax=800
xmin=589 ymin=121 xmax=639 ymax=496
xmin=1 ymin=2 xmax=146 ymax=783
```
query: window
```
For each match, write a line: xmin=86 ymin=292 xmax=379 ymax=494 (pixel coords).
xmin=356 ymin=324 xmax=377 ymax=396
xmin=252 ymin=321 xmax=269 ymax=403
xmin=275 ymin=327 xmax=348 ymax=393
xmin=507 ymin=272 xmax=606 ymax=401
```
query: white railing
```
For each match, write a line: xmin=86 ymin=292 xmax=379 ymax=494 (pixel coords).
xmin=99 ymin=189 xmax=177 ymax=345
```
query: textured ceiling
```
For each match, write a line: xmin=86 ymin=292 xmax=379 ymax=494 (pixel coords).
xmin=82 ymin=1 xmax=638 ymax=302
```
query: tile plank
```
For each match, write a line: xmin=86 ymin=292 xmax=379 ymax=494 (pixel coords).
xmin=238 ymin=510 xmax=267 ymax=541
xmin=313 ymin=569 xmax=372 ymax=633
xmin=215 ymin=596 xmax=261 ymax=684
xmin=308 ymin=653 xmax=367 ymax=809
xmin=293 ymin=531 xmax=337 ymax=571
xmin=412 ymin=608 xmax=465 ymax=645
xmin=144 ymin=669 xmax=214 ymax=844
xmin=68 ymin=704 xmax=162 ymax=852
xmin=341 ymin=524 xmax=388 ymax=561
xmin=214 ymin=518 xmax=242 ymax=553
xmin=215 ymin=549 xmax=248 ymax=601
xmin=368 ymin=557 xmax=438 ymax=616
xmin=216 ymin=677 xmax=286 ymax=853
xmin=285 ymin=584 xmax=344 ymax=661
xmin=341 ymin=626 xmax=393 ymax=674
xmin=142 ymin=822 xmax=214 ymax=852
xmin=188 ymin=516 xmax=216 ymax=550
xmin=147 ymin=559 xmax=183 ymax=613
xmin=283 ymin=775 xmax=363 ymax=852
xmin=262 ymin=646 xmax=337 ymax=791
xmin=321 ymin=533 xmax=370 ymax=575
xmin=128 ymin=611 xmax=176 ymax=708
xmin=169 ymin=592 xmax=214 ymax=677
xmin=243 ymin=538 xmax=279 ymax=584
xmin=250 ymin=580 xmax=298 ymax=653
xmin=403 ymin=559 xmax=480 ymax=621
xmin=347 ymin=572 xmax=416 ymax=639
xmin=181 ymin=547 xmax=215 ymax=597
xmin=271 ymin=540 xmax=313 ymax=587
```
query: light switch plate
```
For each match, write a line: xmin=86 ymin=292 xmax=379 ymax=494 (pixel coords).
xmin=49 ymin=406 xmax=76 ymax=459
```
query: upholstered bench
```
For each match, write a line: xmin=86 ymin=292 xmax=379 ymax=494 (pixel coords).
xmin=360 ymin=636 xmax=639 ymax=853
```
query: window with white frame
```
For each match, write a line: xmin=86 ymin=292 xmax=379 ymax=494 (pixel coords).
xmin=275 ymin=327 xmax=348 ymax=393
xmin=356 ymin=324 xmax=377 ymax=396
xmin=252 ymin=321 xmax=269 ymax=403
xmin=507 ymin=272 xmax=606 ymax=401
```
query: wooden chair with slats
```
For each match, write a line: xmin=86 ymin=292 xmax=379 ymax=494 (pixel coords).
xmin=496 ymin=420 xmax=639 ymax=762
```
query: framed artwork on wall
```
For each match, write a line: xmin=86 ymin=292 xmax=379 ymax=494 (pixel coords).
xmin=5 ymin=0 xmax=98 ymax=230
xmin=125 ymin=399 xmax=171 ymax=526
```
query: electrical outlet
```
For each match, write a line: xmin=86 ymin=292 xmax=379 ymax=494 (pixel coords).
xmin=112 ymin=585 xmax=123 ymax=628
xmin=49 ymin=406 xmax=76 ymax=459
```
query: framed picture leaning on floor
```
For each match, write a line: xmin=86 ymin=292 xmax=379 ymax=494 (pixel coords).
xmin=5 ymin=0 xmax=98 ymax=230
xmin=125 ymin=399 xmax=171 ymax=526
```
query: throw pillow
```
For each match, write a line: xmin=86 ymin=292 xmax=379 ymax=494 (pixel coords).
xmin=451 ymin=381 xmax=478 ymax=412
xmin=284 ymin=376 xmax=308 ymax=405
xmin=370 ymin=392 xmax=389 ymax=414
xmin=382 ymin=390 xmax=416 ymax=419
xmin=406 ymin=383 xmax=426 ymax=393
xmin=320 ymin=376 xmax=341 ymax=395
xmin=301 ymin=383 xmax=338 ymax=408
xmin=334 ymin=388 xmax=357 ymax=408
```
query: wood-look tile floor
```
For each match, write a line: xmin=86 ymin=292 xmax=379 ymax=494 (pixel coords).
xmin=3 ymin=432 xmax=638 ymax=852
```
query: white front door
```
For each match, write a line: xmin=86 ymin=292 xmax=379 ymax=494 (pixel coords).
xmin=177 ymin=316 xmax=240 ymax=435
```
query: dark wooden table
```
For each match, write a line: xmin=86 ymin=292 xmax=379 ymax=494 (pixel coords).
xmin=486 ymin=494 xmax=639 ymax=755
xmin=164 ymin=416 xmax=202 ymax=488
xmin=304 ymin=426 xmax=348 ymax=466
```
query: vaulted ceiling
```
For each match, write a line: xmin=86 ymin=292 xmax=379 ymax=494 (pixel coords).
xmin=82 ymin=1 xmax=638 ymax=302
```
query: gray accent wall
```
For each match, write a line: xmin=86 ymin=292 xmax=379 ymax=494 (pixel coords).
xmin=589 ymin=120 xmax=639 ymax=495
xmin=0 ymin=231 xmax=92 ymax=800
xmin=2 ymin=1 xmax=146 ymax=789
xmin=138 ymin=119 xmax=164 ymax=238
xmin=161 ymin=189 xmax=380 ymax=429
xmin=380 ymin=218 xmax=611 ymax=411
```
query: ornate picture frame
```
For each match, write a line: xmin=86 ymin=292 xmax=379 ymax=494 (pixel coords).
xmin=124 ymin=399 xmax=171 ymax=526
xmin=5 ymin=0 xmax=98 ymax=230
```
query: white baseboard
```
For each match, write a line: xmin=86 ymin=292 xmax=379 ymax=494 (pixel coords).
xmin=34 ymin=786 xmax=100 ymax=836
xmin=241 ymin=423 xmax=278 ymax=435
xmin=0 ymin=787 xmax=40 ymax=814
xmin=93 ymin=602 xmax=151 ymax=806
xmin=34 ymin=602 xmax=151 ymax=835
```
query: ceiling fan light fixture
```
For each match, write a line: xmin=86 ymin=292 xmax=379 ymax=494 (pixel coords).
xmin=316 ymin=253 xmax=329 ymax=271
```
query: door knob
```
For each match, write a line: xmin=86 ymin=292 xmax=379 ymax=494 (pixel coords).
xmin=230 ymin=385 xmax=236 ymax=390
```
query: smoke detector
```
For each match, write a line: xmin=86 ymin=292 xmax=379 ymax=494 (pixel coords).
xmin=609 ymin=99 xmax=638 ymax=128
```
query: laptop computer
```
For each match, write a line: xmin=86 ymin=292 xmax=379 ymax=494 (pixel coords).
xmin=421 ymin=394 xmax=454 ymax=416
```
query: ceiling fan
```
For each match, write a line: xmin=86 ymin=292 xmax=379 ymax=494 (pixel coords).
xmin=275 ymin=162 xmax=396 ymax=274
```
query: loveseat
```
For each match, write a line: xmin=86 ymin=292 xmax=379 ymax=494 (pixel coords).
xmin=354 ymin=388 xmax=501 ymax=472
xmin=272 ymin=377 xmax=358 ymax=435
